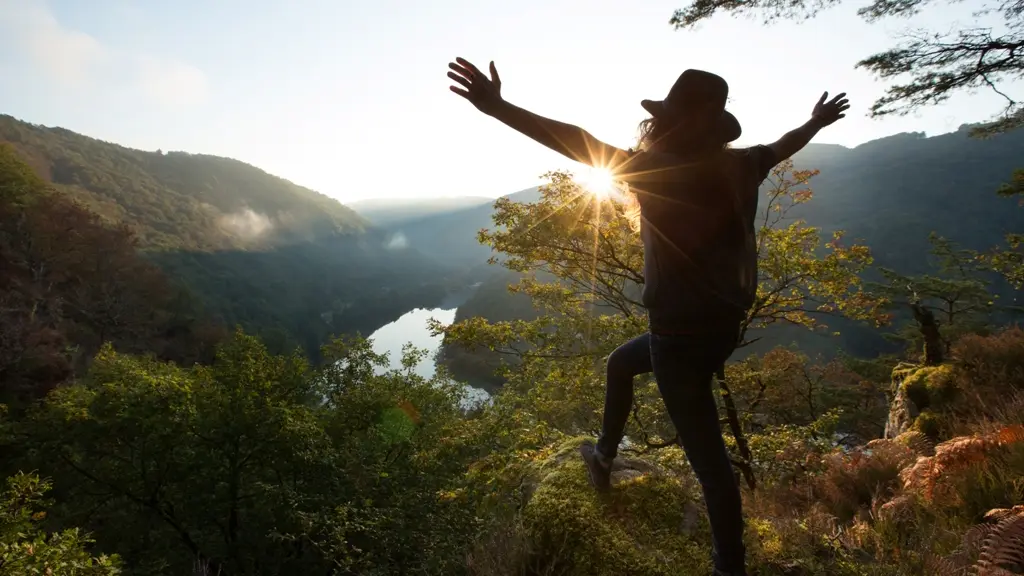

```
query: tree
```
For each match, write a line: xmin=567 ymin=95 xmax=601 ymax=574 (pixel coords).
xmin=981 ymin=169 xmax=1024 ymax=288
xmin=438 ymin=164 xmax=886 ymax=488
xmin=669 ymin=0 xmax=1024 ymax=134
xmin=0 ymin=472 xmax=121 ymax=575
xmin=0 ymin=145 xmax=224 ymax=407
xmin=13 ymin=330 xmax=480 ymax=575
xmin=870 ymin=233 xmax=999 ymax=364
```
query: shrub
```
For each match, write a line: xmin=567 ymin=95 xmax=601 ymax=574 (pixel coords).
xmin=813 ymin=440 xmax=916 ymax=523
xmin=0 ymin=472 xmax=121 ymax=575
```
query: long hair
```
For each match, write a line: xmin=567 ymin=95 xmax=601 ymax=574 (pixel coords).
xmin=619 ymin=116 xmax=730 ymax=232
xmin=620 ymin=116 xmax=670 ymax=232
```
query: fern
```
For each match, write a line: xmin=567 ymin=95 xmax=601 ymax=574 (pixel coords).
xmin=977 ymin=512 xmax=1024 ymax=574
xmin=896 ymin=430 xmax=937 ymax=457
xmin=934 ymin=507 xmax=1024 ymax=575
xmin=902 ymin=426 xmax=1024 ymax=503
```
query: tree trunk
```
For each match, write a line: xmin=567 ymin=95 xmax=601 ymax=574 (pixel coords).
xmin=911 ymin=302 xmax=944 ymax=365
xmin=716 ymin=366 xmax=757 ymax=491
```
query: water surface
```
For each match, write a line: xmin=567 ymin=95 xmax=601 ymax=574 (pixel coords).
xmin=367 ymin=303 xmax=490 ymax=407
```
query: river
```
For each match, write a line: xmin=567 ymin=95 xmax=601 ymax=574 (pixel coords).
xmin=366 ymin=291 xmax=491 ymax=407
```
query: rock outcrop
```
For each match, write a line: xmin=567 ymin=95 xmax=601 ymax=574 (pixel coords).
xmin=884 ymin=363 xmax=956 ymax=440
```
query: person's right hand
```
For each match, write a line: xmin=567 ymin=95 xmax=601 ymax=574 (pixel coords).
xmin=811 ymin=92 xmax=850 ymax=127
xmin=448 ymin=57 xmax=503 ymax=116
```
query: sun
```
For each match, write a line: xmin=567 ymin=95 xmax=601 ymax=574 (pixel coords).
xmin=578 ymin=166 xmax=615 ymax=198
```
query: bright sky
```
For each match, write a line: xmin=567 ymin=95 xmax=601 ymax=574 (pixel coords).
xmin=0 ymin=0 xmax=1016 ymax=203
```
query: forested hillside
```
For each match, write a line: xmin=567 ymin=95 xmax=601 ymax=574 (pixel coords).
xmin=0 ymin=145 xmax=222 ymax=407
xmin=0 ymin=115 xmax=366 ymax=250
xmin=0 ymin=115 xmax=460 ymax=357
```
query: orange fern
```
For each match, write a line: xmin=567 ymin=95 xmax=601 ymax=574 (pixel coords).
xmin=901 ymin=426 xmax=1024 ymax=503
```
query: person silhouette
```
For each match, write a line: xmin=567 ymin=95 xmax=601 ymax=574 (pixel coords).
xmin=448 ymin=56 xmax=849 ymax=576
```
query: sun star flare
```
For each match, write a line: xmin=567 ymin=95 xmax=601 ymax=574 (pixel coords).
xmin=578 ymin=166 xmax=615 ymax=198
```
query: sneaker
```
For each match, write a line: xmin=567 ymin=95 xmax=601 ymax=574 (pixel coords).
xmin=579 ymin=440 xmax=612 ymax=491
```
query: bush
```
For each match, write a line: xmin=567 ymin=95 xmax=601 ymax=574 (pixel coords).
xmin=0 ymin=472 xmax=121 ymax=575
xmin=812 ymin=440 xmax=916 ymax=523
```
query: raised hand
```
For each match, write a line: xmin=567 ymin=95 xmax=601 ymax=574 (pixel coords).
xmin=811 ymin=92 xmax=850 ymax=127
xmin=448 ymin=57 xmax=504 ymax=116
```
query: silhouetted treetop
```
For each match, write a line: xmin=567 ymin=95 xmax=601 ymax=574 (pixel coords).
xmin=670 ymin=0 xmax=1024 ymax=134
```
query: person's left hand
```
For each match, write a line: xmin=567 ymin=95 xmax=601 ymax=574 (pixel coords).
xmin=448 ymin=57 xmax=504 ymax=116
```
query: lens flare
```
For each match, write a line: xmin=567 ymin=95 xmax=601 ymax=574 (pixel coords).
xmin=578 ymin=167 xmax=615 ymax=198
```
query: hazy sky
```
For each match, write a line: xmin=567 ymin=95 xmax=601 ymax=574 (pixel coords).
xmin=0 ymin=0 xmax=1016 ymax=203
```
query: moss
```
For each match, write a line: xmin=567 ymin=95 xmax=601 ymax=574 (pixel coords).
xmin=913 ymin=411 xmax=942 ymax=439
xmin=518 ymin=438 xmax=709 ymax=576
xmin=900 ymin=364 xmax=956 ymax=411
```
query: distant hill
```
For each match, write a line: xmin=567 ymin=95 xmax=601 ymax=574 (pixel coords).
xmin=391 ymin=126 xmax=1024 ymax=276
xmin=784 ymin=125 xmax=1024 ymax=276
xmin=348 ymin=196 xmax=493 ymax=227
xmin=0 ymin=144 xmax=223 ymax=404
xmin=379 ymin=187 xmax=541 ymax=270
xmin=0 ymin=114 xmax=460 ymax=359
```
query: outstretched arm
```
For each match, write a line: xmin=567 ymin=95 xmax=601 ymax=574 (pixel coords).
xmin=768 ymin=92 xmax=850 ymax=161
xmin=488 ymin=100 xmax=630 ymax=169
xmin=448 ymin=57 xmax=630 ymax=170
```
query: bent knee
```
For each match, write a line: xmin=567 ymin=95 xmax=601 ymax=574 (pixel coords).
xmin=606 ymin=346 xmax=644 ymax=380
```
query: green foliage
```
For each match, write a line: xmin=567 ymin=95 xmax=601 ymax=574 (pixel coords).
xmin=513 ymin=439 xmax=710 ymax=576
xmin=870 ymin=233 xmax=1002 ymax=359
xmin=980 ymin=169 xmax=1024 ymax=289
xmin=438 ymin=165 xmax=885 ymax=479
xmin=437 ymin=268 xmax=538 ymax=389
xmin=12 ymin=330 xmax=481 ymax=575
xmin=745 ymin=162 xmax=886 ymax=340
xmin=726 ymin=347 xmax=889 ymax=442
xmin=0 ymin=472 xmax=121 ymax=575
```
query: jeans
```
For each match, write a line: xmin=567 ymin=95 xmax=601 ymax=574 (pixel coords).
xmin=595 ymin=330 xmax=746 ymax=575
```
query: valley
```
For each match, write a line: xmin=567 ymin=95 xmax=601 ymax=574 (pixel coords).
xmin=5 ymin=112 xmax=1022 ymax=394
xmin=6 ymin=1 xmax=1024 ymax=572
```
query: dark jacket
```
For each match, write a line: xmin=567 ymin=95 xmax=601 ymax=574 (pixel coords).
xmin=628 ymin=145 xmax=777 ymax=334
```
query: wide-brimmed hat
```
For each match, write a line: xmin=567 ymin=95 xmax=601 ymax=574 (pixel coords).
xmin=640 ymin=69 xmax=741 ymax=144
